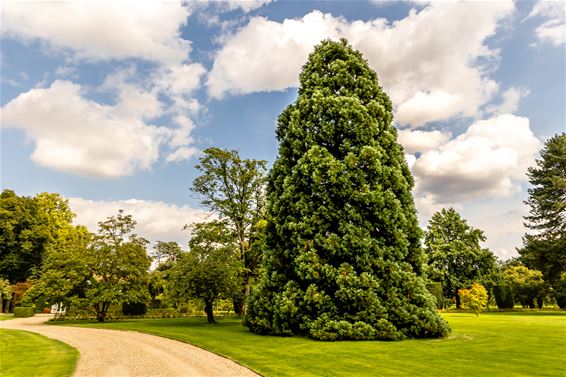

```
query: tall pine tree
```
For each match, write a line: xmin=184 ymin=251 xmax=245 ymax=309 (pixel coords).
xmin=244 ymin=40 xmax=449 ymax=341
xmin=520 ymin=133 xmax=566 ymax=286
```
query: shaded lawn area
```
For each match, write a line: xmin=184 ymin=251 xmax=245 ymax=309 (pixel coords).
xmin=59 ymin=312 xmax=566 ymax=377
xmin=0 ymin=329 xmax=78 ymax=377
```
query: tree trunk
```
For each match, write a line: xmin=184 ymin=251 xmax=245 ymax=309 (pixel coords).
xmin=455 ymin=290 xmax=461 ymax=309
xmin=204 ymin=300 xmax=215 ymax=324
xmin=233 ymin=293 xmax=245 ymax=315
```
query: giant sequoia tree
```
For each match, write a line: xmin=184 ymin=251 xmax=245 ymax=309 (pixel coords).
xmin=244 ymin=40 xmax=449 ymax=341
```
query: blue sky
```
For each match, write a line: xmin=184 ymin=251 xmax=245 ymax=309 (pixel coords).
xmin=1 ymin=0 xmax=565 ymax=259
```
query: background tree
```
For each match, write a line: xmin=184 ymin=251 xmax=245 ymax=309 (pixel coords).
xmin=27 ymin=211 xmax=151 ymax=322
xmin=519 ymin=133 xmax=566 ymax=289
xmin=245 ymin=39 xmax=449 ymax=341
xmin=0 ymin=279 xmax=12 ymax=313
xmin=501 ymin=265 xmax=546 ymax=308
xmin=0 ymin=190 xmax=73 ymax=283
xmin=151 ymin=241 xmax=183 ymax=265
xmin=459 ymin=282 xmax=488 ymax=317
xmin=148 ymin=241 xmax=183 ymax=308
xmin=169 ymin=221 xmax=242 ymax=323
xmin=191 ymin=147 xmax=267 ymax=314
xmin=424 ymin=208 xmax=498 ymax=307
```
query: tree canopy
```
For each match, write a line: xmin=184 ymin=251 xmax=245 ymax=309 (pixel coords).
xmin=169 ymin=221 xmax=241 ymax=323
xmin=0 ymin=190 xmax=74 ymax=283
xmin=27 ymin=211 xmax=151 ymax=322
xmin=424 ymin=207 xmax=498 ymax=306
xmin=519 ymin=133 xmax=566 ymax=286
xmin=244 ymin=39 xmax=449 ymax=341
xmin=191 ymin=147 xmax=267 ymax=313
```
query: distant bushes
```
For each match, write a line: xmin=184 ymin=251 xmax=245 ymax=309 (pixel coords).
xmin=13 ymin=306 xmax=35 ymax=318
xmin=122 ymin=302 xmax=147 ymax=316
xmin=494 ymin=285 xmax=515 ymax=309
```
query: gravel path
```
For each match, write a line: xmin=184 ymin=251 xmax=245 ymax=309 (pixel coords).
xmin=1 ymin=315 xmax=259 ymax=377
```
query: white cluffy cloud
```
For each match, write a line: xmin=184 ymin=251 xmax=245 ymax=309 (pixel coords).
xmin=527 ymin=1 xmax=566 ymax=46
xmin=2 ymin=80 xmax=165 ymax=177
xmin=411 ymin=114 xmax=541 ymax=203
xmin=69 ymin=197 xmax=211 ymax=246
xmin=397 ymin=129 xmax=452 ymax=154
xmin=1 ymin=1 xmax=191 ymax=64
xmin=0 ymin=79 xmax=202 ymax=178
xmin=207 ymin=2 xmax=513 ymax=127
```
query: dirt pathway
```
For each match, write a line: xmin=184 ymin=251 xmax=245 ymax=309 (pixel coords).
xmin=1 ymin=315 xmax=259 ymax=377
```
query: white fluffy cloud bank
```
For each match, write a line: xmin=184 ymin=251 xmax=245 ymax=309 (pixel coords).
xmin=69 ymin=197 xmax=210 ymax=246
xmin=1 ymin=80 xmax=200 ymax=177
xmin=207 ymin=2 xmax=513 ymax=127
xmin=410 ymin=114 xmax=541 ymax=203
xmin=1 ymin=1 xmax=191 ymax=64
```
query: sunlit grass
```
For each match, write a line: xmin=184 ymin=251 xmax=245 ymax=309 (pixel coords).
xmin=0 ymin=329 xmax=78 ymax=377
xmin=60 ymin=312 xmax=566 ymax=376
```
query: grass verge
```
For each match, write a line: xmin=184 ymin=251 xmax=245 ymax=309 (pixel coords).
xmin=59 ymin=312 xmax=565 ymax=377
xmin=0 ymin=329 xmax=78 ymax=377
xmin=0 ymin=314 xmax=14 ymax=321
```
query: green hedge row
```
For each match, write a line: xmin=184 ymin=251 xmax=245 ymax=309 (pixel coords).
xmin=494 ymin=285 xmax=515 ymax=309
xmin=13 ymin=306 xmax=35 ymax=318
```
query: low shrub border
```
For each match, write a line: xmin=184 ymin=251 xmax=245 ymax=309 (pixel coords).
xmin=13 ymin=306 xmax=35 ymax=318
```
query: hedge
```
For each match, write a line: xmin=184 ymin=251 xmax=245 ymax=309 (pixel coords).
xmin=13 ymin=306 xmax=35 ymax=318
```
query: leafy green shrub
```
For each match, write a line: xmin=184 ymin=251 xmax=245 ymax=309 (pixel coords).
xmin=426 ymin=282 xmax=444 ymax=309
xmin=494 ymin=285 xmax=515 ymax=309
xmin=122 ymin=302 xmax=148 ymax=316
xmin=13 ymin=306 xmax=35 ymax=318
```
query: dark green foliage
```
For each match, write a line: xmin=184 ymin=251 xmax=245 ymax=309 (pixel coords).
xmin=122 ymin=302 xmax=148 ymax=316
xmin=13 ymin=306 xmax=35 ymax=318
xmin=553 ymin=273 xmax=566 ymax=309
xmin=424 ymin=208 xmax=498 ymax=307
xmin=493 ymin=285 xmax=515 ymax=309
xmin=520 ymin=133 xmax=566 ymax=287
xmin=426 ymin=282 xmax=444 ymax=309
xmin=244 ymin=39 xmax=449 ymax=340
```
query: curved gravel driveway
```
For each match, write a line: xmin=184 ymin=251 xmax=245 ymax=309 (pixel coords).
xmin=1 ymin=315 xmax=259 ymax=377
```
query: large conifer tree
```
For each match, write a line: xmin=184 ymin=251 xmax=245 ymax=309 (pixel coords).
xmin=244 ymin=40 xmax=449 ymax=340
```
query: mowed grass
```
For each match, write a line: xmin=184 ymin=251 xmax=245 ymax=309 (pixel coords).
xmin=0 ymin=314 xmax=13 ymax=321
xmin=0 ymin=329 xmax=78 ymax=377
xmin=60 ymin=312 xmax=566 ymax=377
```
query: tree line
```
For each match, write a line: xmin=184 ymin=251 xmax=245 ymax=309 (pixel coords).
xmin=0 ymin=40 xmax=564 ymax=339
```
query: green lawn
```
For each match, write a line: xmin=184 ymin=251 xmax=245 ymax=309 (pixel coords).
xmin=0 ymin=314 xmax=13 ymax=321
xmin=58 ymin=312 xmax=566 ymax=376
xmin=0 ymin=329 xmax=78 ymax=377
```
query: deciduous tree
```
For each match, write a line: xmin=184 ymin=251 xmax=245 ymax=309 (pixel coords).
xmin=27 ymin=211 xmax=151 ymax=322
xmin=460 ymin=282 xmax=488 ymax=317
xmin=0 ymin=190 xmax=74 ymax=283
xmin=169 ymin=221 xmax=241 ymax=323
xmin=245 ymin=39 xmax=449 ymax=340
xmin=191 ymin=148 xmax=267 ymax=313
xmin=424 ymin=208 xmax=498 ymax=307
